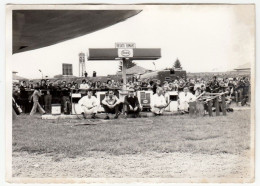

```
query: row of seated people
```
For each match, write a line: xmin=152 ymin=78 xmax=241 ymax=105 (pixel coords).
xmin=27 ymin=86 xmax=197 ymax=118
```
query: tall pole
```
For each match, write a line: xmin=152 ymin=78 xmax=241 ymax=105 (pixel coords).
xmin=39 ymin=69 xmax=43 ymax=79
xmin=79 ymin=52 xmax=85 ymax=77
xmin=79 ymin=61 xmax=80 ymax=77
xmin=122 ymin=58 xmax=127 ymax=91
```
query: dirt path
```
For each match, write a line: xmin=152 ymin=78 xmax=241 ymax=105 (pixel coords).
xmin=12 ymin=151 xmax=252 ymax=180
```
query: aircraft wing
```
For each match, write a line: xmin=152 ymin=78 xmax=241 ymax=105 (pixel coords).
xmin=13 ymin=10 xmax=141 ymax=54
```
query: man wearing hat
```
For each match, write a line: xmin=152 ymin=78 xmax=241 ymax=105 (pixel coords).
xmin=124 ymin=88 xmax=141 ymax=118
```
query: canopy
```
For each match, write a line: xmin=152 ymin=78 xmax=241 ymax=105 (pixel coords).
xmin=13 ymin=10 xmax=141 ymax=54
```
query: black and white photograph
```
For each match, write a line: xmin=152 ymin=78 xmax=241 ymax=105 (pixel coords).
xmin=5 ymin=3 xmax=255 ymax=183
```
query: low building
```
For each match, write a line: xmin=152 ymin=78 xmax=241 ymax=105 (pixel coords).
xmin=234 ymin=63 xmax=251 ymax=72
xmin=12 ymin=71 xmax=28 ymax=83
xmin=116 ymin=65 xmax=152 ymax=77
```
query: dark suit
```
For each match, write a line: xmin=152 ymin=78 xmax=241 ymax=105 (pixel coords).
xmin=124 ymin=95 xmax=141 ymax=115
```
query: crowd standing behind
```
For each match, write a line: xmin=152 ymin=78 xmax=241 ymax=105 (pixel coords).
xmin=12 ymin=75 xmax=251 ymax=117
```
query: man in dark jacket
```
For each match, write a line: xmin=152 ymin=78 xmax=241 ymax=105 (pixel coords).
xmin=209 ymin=76 xmax=220 ymax=93
xmin=124 ymin=88 xmax=141 ymax=118
xmin=43 ymin=79 xmax=53 ymax=113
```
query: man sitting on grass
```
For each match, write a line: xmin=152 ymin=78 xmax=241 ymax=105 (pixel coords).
xmin=124 ymin=88 xmax=141 ymax=118
xmin=78 ymin=90 xmax=98 ymax=119
xmin=150 ymin=87 xmax=167 ymax=115
xmin=178 ymin=86 xmax=196 ymax=114
xmin=102 ymin=90 xmax=123 ymax=119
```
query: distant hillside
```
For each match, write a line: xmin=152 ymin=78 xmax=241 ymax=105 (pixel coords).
xmin=187 ymin=71 xmax=250 ymax=79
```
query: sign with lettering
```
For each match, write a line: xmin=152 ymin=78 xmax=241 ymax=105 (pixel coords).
xmin=118 ymin=48 xmax=133 ymax=58
xmin=115 ymin=42 xmax=136 ymax=48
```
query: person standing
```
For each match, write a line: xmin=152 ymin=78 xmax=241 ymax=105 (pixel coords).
xmin=19 ymin=81 xmax=29 ymax=113
xmin=152 ymin=80 xmax=161 ymax=94
xmin=124 ymin=89 xmax=141 ymax=118
xmin=78 ymin=90 xmax=98 ymax=119
xmin=79 ymin=79 xmax=89 ymax=89
xmin=209 ymin=76 xmax=220 ymax=93
xmin=44 ymin=79 xmax=53 ymax=113
xmin=30 ymin=87 xmax=46 ymax=115
xmin=60 ymin=81 xmax=71 ymax=114
xmin=84 ymin=71 xmax=88 ymax=77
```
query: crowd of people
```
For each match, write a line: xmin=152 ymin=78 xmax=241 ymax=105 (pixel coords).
xmin=12 ymin=75 xmax=251 ymax=118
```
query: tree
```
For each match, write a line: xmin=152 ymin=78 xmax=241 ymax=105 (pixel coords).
xmin=173 ymin=58 xmax=182 ymax=69
xmin=118 ymin=60 xmax=136 ymax=71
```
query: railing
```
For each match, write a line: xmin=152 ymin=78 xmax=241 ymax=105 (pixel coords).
xmin=201 ymin=92 xmax=228 ymax=116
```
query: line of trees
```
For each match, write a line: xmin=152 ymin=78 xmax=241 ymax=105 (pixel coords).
xmin=118 ymin=58 xmax=182 ymax=72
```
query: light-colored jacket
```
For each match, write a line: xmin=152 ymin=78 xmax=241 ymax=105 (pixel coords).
xmin=31 ymin=90 xmax=42 ymax=102
xmin=150 ymin=94 xmax=167 ymax=108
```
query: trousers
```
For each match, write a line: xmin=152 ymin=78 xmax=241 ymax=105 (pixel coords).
xmin=80 ymin=106 xmax=98 ymax=115
xmin=44 ymin=94 xmax=52 ymax=113
xmin=30 ymin=101 xmax=45 ymax=115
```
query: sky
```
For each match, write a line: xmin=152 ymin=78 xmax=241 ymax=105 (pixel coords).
xmin=11 ymin=5 xmax=255 ymax=79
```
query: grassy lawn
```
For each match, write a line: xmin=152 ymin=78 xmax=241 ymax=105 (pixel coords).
xmin=12 ymin=110 xmax=251 ymax=159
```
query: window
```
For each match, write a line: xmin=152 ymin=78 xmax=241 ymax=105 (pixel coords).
xmin=170 ymin=95 xmax=178 ymax=101
xmin=62 ymin=63 xmax=73 ymax=75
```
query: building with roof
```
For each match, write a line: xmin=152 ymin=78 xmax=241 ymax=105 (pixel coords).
xmin=234 ymin=63 xmax=251 ymax=71
xmin=12 ymin=71 xmax=28 ymax=82
xmin=116 ymin=65 xmax=152 ymax=77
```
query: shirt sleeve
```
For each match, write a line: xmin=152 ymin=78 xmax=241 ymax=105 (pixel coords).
xmin=92 ymin=97 xmax=98 ymax=107
xmin=114 ymin=96 xmax=120 ymax=105
xmin=162 ymin=96 xmax=167 ymax=105
xmin=78 ymin=97 xmax=84 ymax=105
xmin=150 ymin=95 xmax=155 ymax=108
xmin=135 ymin=96 xmax=140 ymax=107
xmin=37 ymin=90 xmax=42 ymax=97
xmin=124 ymin=96 xmax=130 ymax=106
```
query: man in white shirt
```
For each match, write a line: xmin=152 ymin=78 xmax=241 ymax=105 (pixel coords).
xmin=78 ymin=90 xmax=98 ymax=119
xmin=150 ymin=87 xmax=167 ymax=115
xmin=79 ymin=79 xmax=90 ymax=90
xmin=178 ymin=86 xmax=196 ymax=113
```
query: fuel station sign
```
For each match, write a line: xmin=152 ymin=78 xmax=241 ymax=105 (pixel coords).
xmin=115 ymin=42 xmax=136 ymax=49
xmin=118 ymin=48 xmax=133 ymax=58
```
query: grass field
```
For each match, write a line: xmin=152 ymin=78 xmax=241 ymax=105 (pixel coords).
xmin=12 ymin=109 xmax=252 ymax=179
xmin=13 ymin=110 xmax=251 ymax=157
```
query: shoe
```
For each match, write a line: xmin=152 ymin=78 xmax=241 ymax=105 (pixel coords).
xmin=114 ymin=115 xmax=119 ymax=119
xmin=81 ymin=112 xmax=87 ymax=119
xmin=105 ymin=115 xmax=110 ymax=120
xmin=91 ymin=114 xmax=96 ymax=119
